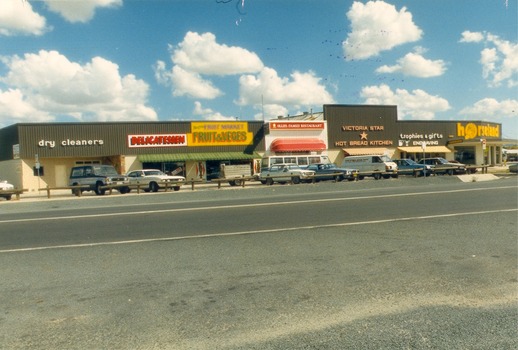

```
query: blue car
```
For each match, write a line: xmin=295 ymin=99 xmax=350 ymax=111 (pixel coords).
xmin=393 ymin=159 xmax=432 ymax=176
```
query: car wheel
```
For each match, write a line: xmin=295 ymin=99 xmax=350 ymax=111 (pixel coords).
xmin=382 ymin=174 xmax=390 ymax=179
xmin=149 ymin=182 xmax=159 ymax=192
xmin=447 ymin=169 xmax=454 ymax=176
xmin=173 ymin=186 xmax=181 ymax=191
xmin=95 ymin=182 xmax=106 ymax=195
xmin=119 ymin=186 xmax=130 ymax=194
xmin=373 ymin=173 xmax=381 ymax=180
xmin=266 ymin=178 xmax=273 ymax=186
xmin=260 ymin=180 xmax=267 ymax=185
xmin=71 ymin=184 xmax=81 ymax=196
xmin=5 ymin=195 xmax=11 ymax=201
xmin=292 ymin=176 xmax=300 ymax=184
xmin=334 ymin=175 xmax=343 ymax=182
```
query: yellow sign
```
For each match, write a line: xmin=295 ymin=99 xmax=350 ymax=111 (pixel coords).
xmin=188 ymin=122 xmax=254 ymax=146
xmin=457 ymin=122 xmax=500 ymax=140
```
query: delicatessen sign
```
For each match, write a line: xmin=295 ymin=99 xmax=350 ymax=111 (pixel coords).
xmin=128 ymin=134 xmax=187 ymax=148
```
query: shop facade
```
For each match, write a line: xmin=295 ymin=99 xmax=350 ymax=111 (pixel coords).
xmin=0 ymin=104 xmax=507 ymax=192
xmin=324 ymin=104 xmax=503 ymax=166
xmin=0 ymin=121 xmax=264 ymax=192
xmin=261 ymin=114 xmax=330 ymax=167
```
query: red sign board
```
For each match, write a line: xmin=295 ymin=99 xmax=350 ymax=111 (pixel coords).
xmin=270 ymin=122 xmax=324 ymax=130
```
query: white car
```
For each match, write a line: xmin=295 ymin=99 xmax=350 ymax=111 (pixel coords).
xmin=259 ymin=163 xmax=315 ymax=185
xmin=0 ymin=179 xmax=15 ymax=200
xmin=126 ymin=169 xmax=185 ymax=192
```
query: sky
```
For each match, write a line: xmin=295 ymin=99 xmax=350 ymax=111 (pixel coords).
xmin=0 ymin=0 xmax=517 ymax=138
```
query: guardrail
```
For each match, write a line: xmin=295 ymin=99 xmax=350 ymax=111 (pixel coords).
xmin=211 ymin=176 xmax=257 ymax=189
xmin=36 ymin=178 xmax=207 ymax=199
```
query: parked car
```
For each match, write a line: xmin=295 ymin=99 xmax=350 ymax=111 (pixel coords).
xmin=509 ymin=163 xmax=518 ymax=173
xmin=259 ymin=163 xmax=315 ymax=185
xmin=306 ymin=163 xmax=358 ymax=181
xmin=68 ymin=165 xmax=130 ymax=195
xmin=451 ymin=159 xmax=477 ymax=173
xmin=127 ymin=169 xmax=185 ymax=192
xmin=0 ymin=179 xmax=14 ymax=200
xmin=417 ymin=157 xmax=467 ymax=175
xmin=393 ymin=158 xmax=432 ymax=176
xmin=341 ymin=155 xmax=398 ymax=180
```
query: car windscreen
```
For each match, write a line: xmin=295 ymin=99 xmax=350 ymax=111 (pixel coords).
xmin=93 ymin=166 xmax=119 ymax=176
xmin=144 ymin=170 xmax=163 ymax=176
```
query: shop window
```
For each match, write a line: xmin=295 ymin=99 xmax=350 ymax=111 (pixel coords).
xmin=454 ymin=147 xmax=476 ymax=164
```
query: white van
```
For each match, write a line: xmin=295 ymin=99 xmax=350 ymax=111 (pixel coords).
xmin=341 ymin=155 xmax=398 ymax=180
xmin=260 ymin=155 xmax=331 ymax=170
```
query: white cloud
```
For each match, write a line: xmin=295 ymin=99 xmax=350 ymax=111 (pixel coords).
xmin=0 ymin=50 xmax=157 ymax=123
xmin=376 ymin=51 xmax=446 ymax=77
xmin=459 ymin=98 xmax=518 ymax=118
xmin=0 ymin=0 xmax=48 ymax=36
xmin=343 ymin=1 xmax=422 ymax=60
xmin=260 ymin=104 xmax=289 ymax=121
xmin=192 ymin=101 xmax=237 ymax=121
xmin=156 ymin=31 xmax=263 ymax=100
xmin=461 ymin=32 xmax=518 ymax=88
xmin=237 ymin=67 xmax=335 ymax=108
xmin=0 ymin=88 xmax=52 ymax=125
xmin=172 ymin=32 xmax=264 ymax=75
xmin=459 ymin=30 xmax=484 ymax=43
xmin=157 ymin=31 xmax=334 ymax=116
xmin=168 ymin=65 xmax=222 ymax=99
xmin=43 ymin=0 xmax=122 ymax=23
xmin=360 ymin=84 xmax=450 ymax=120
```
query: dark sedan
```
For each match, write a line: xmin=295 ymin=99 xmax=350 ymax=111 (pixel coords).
xmin=417 ymin=157 xmax=467 ymax=175
xmin=393 ymin=158 xmax=432 ymax=176
xmin=306 ymin=163 xmax=358 ymax=182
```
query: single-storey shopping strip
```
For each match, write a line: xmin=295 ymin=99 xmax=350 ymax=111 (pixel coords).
xmin=0 ymin=104 xmax=507 ymax=193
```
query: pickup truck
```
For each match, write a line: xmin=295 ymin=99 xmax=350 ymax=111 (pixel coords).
xmin=259 ymin=163 xmax=315 ymax=185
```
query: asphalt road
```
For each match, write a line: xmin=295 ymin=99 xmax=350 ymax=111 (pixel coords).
xmin=0 ymin=176 xmax=517 ymax=349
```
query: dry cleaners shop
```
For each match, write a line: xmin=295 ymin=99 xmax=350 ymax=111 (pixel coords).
xmin=0 ymin=121 xmax=265 ymax=192
xmin=323 ymin=105 xmax=504 ymax=167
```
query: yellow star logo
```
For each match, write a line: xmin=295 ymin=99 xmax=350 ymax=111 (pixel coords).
xmin=360 ymin=131 xmax=368 ymax=140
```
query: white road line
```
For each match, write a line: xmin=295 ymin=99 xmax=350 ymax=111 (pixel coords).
xmin=1 ymin=208 xmax=516 ymax=254
xmin=0 ymin=185 xmax=516 ymax=224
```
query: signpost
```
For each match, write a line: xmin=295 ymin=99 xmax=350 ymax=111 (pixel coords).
xmin=421 ymin=143 xmax=427 ymax=177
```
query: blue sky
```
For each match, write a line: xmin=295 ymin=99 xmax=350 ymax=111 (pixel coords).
xmin=1 ymin=0 xmax=517 ymax=138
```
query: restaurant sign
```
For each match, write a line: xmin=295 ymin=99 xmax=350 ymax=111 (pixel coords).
xmin=270 ymin=122 xmax=324 ymax=130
